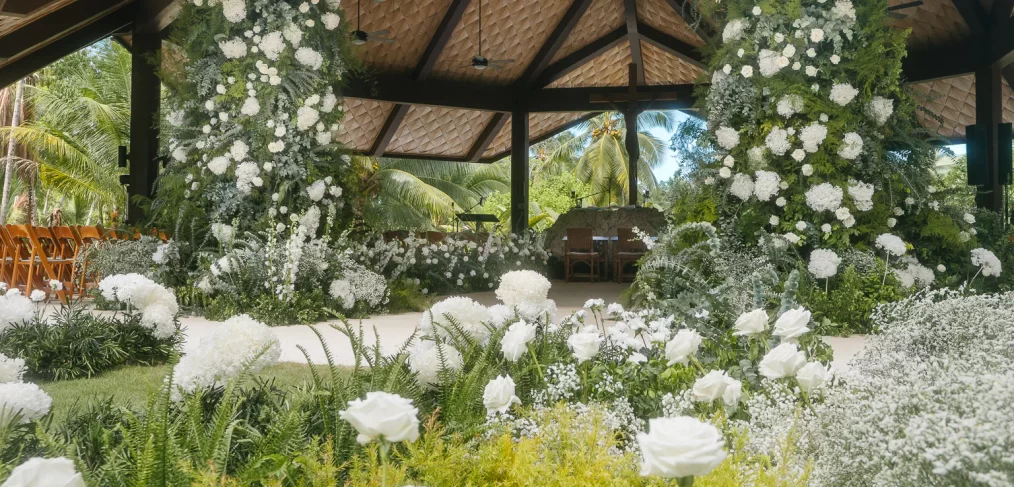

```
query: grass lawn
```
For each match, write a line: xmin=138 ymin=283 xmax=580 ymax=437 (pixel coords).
xmin=39 ymin=362 xmax=335 ymax=422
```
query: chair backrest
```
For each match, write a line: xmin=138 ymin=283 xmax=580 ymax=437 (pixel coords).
xmin=50 ymin=226 xmax=81 ymax=259
xmin=75 ymin=225 xmax=105 ymax=244
xmin=566 ymin=228 xmax=594 ymax=252
xmin=383 ymin=230 xmax=408 ymax=242
xmin=616 ymin=227 xmax=645 ymax=252
xmin=425 ymin=231 xmax=445 ymax=243
xmin=30 ymin=227 xmax=63 ymax=259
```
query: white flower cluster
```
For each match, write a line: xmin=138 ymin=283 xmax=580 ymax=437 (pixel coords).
xmin=0 ymin=289 xmax=35 ymax=331
xmin=419 ymin=296 xmax=492 ymax=344
xmin=828 ymin=83 xmax=858 ymax=106
xmin=0 ymin=352 xmax=26 ymax=384
xmin=847 ymin=180 xmax=874 ymax=211
xmin=495 ymin=270 xmax=556 ymax=321
xmin=408 ymin=339 xmax=463 ymax=389
xmin=776 ymin=94 xmax=804 ymax=118
xmin=715 ymin=126 xmax=740 ymax=150
xmin=328 ymin=265 xmax=388 ymax=311
xmin=98 ymin=274 xmax=179 ymax=338
xmin=874 ymin=233 xmax=906 ymax=257
xmin=729 ymin=172 xmax=755 ymax=201
xmin=808 ymin=248 xmax=841 ymax=279
xmin=0 ymin=382 xmax=51 ymax=423
xmin=171 ymin=314 xmax=281 ymax=401
xmin=866 ymin=95 xmax=894 ymax=125
xmin=804 ymin=183 xmax=843 ymax=212
xmin=765 ymin=126 xmax=791 ymax=155
xmin=753 ymin=170 xmax=781 ymax=201
xmin=971 ymin=247 xmax=1002 ymax=277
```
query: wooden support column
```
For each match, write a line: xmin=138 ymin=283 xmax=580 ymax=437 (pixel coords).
xmin=974 ymin=64 xmax=1004 ymax=212
xmin=510 ymin=109 xmax=529 ymax=234
xmin=624 ymin=63 xmax=640 ymax=207
xmin=127 ymin=25 xmax=161 ymax=224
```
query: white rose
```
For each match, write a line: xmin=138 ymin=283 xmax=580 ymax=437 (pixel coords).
xmin=500 ymin=321 xmax=537 ymax=362
xmin=796 ymin=362 xmax=830 ymax=393
xmin=1 ymin=457 xmax=84 ymax=487
xmin=722 ymin=378 xmax=742 ymax=406
xmin=637 ymin=417 xmax=727 ymax=478
xmin=772 ymin=307 xmax=811 ymax=341
xmin=339 ymin=391 xmax=420 ymax=445
xmin=482 ymin=375 xmax=521 ymax=415
xmin=567 ymin=327 xmax=603 ymax=364
xmin=692 ymin=370 xmax=730 ymax=403
xmin=759 ymin=343 xmax=806 ymax=379
xmin=665 ymin=329 xmax=703 ymax=366
xmin=733 ymin=309 xmax=768 ymax=336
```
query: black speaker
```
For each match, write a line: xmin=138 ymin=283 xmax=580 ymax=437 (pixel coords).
xmin=118 ymin=146 xmax=129 ymax=168
xmin=966 ymin=124 xmax=987 ymax=186
xmin=999 ymin=122 xmax=1012 ymax=186
xmin=119 ymin=174 xmax=130 ymax=186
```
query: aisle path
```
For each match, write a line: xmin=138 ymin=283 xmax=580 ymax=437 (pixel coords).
xmin=178 ymin=281 xmax=869 ymax=371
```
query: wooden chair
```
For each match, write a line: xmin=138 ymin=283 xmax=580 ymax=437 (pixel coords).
xmin=383 ymin=230 xmax=409 ymax=243
xmin=565 ymin=228 xmax=600 ymax=283
xmin=424 ymin=231 xmax=445 ymax=244
xmin=5 ymin=225 xmax=70 ymax=303
xmin=50 ymin=226 xmax=82 ymax=296
xmin=74 ymin=225 xmax=107 ymax=297
xmin=0 ymin=226 xmax=20 ymax=286
xmin=614 ymin=227 xmax=647 ymax=283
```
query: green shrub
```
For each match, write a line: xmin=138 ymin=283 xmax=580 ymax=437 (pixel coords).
xmin=800 ymin=264 xmax=906 ymax=335
xmin=0 ymin=308 xmax=179 ymax=381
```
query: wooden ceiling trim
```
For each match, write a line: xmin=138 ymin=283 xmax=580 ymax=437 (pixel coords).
xmin=637 ymin=21 xmax=705 ymax=69
xmin=386 ymin=106 xmax=492 ymax=157
xmin=0 ymin=0 xmax=133 ymax=65
xmin=623 ymin=0 xmax=645 ymax=85
xmin=535 ymin=26 xmax=627 ymax=87
xmin=549 ymin=0 xmax=624 ymax=65
xmin=466 ymin=112 xmax=509 ymax=161
xmin=518 ymin=0 xmax=593 ymax=88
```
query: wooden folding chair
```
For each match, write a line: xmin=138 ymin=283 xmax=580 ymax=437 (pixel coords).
xmin=425 ymin=231 xmax=445 ymax=244
xmin=5 ymin=225 xmax=69 ymax=303
xmin=0 ymin=226 xmax=19 ymax=286
xmin=74 ymin=226 xmax=106 ymax=297
xmin=565 ymin=228 xmax=601 ymax=283
xmin=49 ymin=226 xmax=82 ymax=297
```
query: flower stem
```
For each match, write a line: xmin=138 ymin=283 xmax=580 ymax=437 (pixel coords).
xmin=582 ymin=361 xmax=589 ymax=403
xmin=881 ymin=253 xmax=890 ymax=287
xmin=690 ymin=356 xmax=706 ymax=374
xmin=379 ymin=441 xmax=391 ymax=487
xmin=677 ymin=476 xmax=695 ymax=487
xmin=528 ymin=343 xmax=545 ymax=383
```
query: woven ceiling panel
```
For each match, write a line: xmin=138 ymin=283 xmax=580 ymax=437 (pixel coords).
xmin=531 ymin=112 xmax=587 ymax=139
xmin=484 ymin=115 xmax=513 ymax=157
xmin=336 ymin=98 xmax=394 ymax=151
xmin=910 ymin=75 xmax=1014 ymax=140
xmin=387 ymin=106 xmax=493 ymax=157
xmin=641 ymin=41 xmax=704 ymax=85
xmin=550 ymin=0 xmax=625 ymax=65
xmin=341 ymin=0 xmax=454 ymax=74
xmin=547 ymin=40 xmax=632 ymax=88
xmin=636 ymin=0 xmax=705 ymax=48
xmin=890 ymin=0 xmax=969 ymax=50
xmin=430 ymin=0 xmax=573 ymax=85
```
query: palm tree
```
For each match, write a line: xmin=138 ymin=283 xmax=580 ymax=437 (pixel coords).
xmin=358 ymin=157 xmax=510 ymax=231
xmin=0 ymin=41 xmax=129 ymax=225
xmin=535 ymin=111 xmax=674 ymax=206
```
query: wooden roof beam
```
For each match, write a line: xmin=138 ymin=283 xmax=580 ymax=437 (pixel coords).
xmin=902 ymin=39 xmax=982 ymax=82
xmin=0 ymin=0 xmax=38 ymax=18
xmin=535 ymin=26 xmax=628 ymax=88
xmin=664 ymin=0 xmax=715 ymax=42
xmin=466 ymin=112 xmax=509 ymax=161
xmin=623 ymin=0 xmax=645 ymax=85
xmin=949 ymin=0 xmax=1014 ymax=68
xmin=0 ymin=0 xmax=133 ymax=64
xmin=637 ymin=21 xmax=706 ymax=69
xmin=482 ymin=112 xmax=602 ymax=163
xmin=517 ymin=0 xmax=593 ymax=89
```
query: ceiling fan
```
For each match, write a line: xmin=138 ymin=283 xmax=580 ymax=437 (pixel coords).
xmin=464 ymin=0 xmax=513 ymax=70
xmin=349 ymin=0 xmax=395 ymax=46
xmin=886 ymin=0 xmax=923 ymax=19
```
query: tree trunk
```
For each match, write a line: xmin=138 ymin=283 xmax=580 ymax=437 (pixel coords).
xmin=26 ymin=169 xmax=37 ymax=225
xmin=0 ymin=79 xmax=25 ymax=223
xmin=85 ymin=200 xmax=96 ymax=225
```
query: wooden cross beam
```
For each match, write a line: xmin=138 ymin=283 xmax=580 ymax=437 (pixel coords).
xmin=0 ymin=0 xmax=37 ymax=19
xmin=587 ymin=63 xmax=682 ymax=110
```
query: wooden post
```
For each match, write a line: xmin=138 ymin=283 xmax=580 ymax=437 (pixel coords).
xmin=973 ymin=64 xmax=1003 ymax=212
xmin=624 ymin=63 xmax=640 ymax=207
xmin=127 ymin=25 xmax=161 ymax=224
xmin=510 ymin=110 xmax=529 ymax=234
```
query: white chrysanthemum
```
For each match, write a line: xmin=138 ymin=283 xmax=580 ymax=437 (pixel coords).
xmin=419 ymin=297 xmax=491 ymax=343
xmin=322 ymin=12 xmax=342 ymax=30
xmin=971 ymin=248 xmax=1002 ymax=277
xmin=776 ymin=94 xmax=804 ymax=118
xmin=799 ymin=123 xmax=827 ymax=153
xmin=805 ymin=183 xmax=844 ymax=212
xmin=829 ymin=83 xmax=858 ymax=106
xmin=715 ymin=126 xmax=740 ymax=150
xmin=296 ymin=106 xmax=320 ymax=131
xmin=258 ymin=31 xmax=285 ymax=60
xmin=808 ymin=249 xmax=841 ymax=279
xmin=295 ymin=47 xmax=323 ymax=69
xmin=0 ymin=382 xmax=51 ymax=422
xmin=496 ymin=270 xmax=551 ymax=307
xmin=282 ymin=22 xmax=303 ymax=47
xmin=729 ymin=173 xmax=754 ymax=201
xmin=847 ymin=181 xmax=875 ymax=211
xmin=234 ymin=162 xmax=260 ymax=194
xmin=722 ymin=155 xmax=735 ymax=168
xmin=329 ymin=279 xmax=355 ymax=309
xmin=722 ymin=18 xmax=749 ymax=43
xmin=753 ymin=171 xmax=781 ymax=202
xmin=875 ymin=233 xmax=907 ymax=257
xmin=221 ymin=0 xmax=246 ymax=22
xmin=218 ymin=37 xmax=247 ymax=58
xmin=207 ymin=156 xmax=230 ymax=175
xmin=838 ymin=132 xmax=863 ymax=159
xmin=0 ymin=292 xmax=34 ymax=331
xmin=867 ymin=95 xmax=894 ymax=125
xmin=307 ymin=179 xmax=327 ymax=201
xmin=765 ymin=127 xmax=791 ymax=156
xmin=240 ymin=96 xmax=260 ymax=116
xmin=775 ymin=196 xmax=787 ymax=207
xmin=0 ymin=353 xmax=25 ymax=383
xmin=171 ymin=314 xmax=281 ymax=401
xmin=408 ymin=340 xmax=463 ymax=388
xmin=758 ymin=49 xmax=787 ymax=77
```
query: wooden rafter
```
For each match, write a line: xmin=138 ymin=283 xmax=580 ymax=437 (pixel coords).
xmin=485 ymin=112 xmax=601 ymax=163
xmin=902 ymin=39 xmax=981 ymax=83
xmin=637 ymin=21 xmax=706 ymax=69
xmin=143 ymin=0 xmax=180 ymax=33
xmin=535 ymin=26 xmax=627 ymax=88
xmin=517 ymin=0 xmax=593 ymax=89
xmin=371 ymin=0 xmax=471 ymax=157
xmin=664 ymin=0 xmax=715 ymax=42
xmin=466 ymin=112 xmax=509 ymax=161
xmin=623 ymin=0 xmax=645 ymax=85
xmin=949 ymin=0 xmax=1014 ymax=68
xmin=0 ymin=0 xmax=36 ymax=18
xmin=0 ymin=0 xmax=132 ymax=64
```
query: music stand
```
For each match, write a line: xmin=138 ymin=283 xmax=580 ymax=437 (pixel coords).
xmin=457 ymin=213 xmax=499 ymax=234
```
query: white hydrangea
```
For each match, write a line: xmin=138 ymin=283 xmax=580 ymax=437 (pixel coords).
xmin=0 ymin=292 xmax=34 ymax=331
xmin=296 ymin=106 xmax=319 ymax=131
xmin=307 ymin=179 xmax=327 ymax=201
xmin=171 ymin=314 xmax=281 ymax=401
xmin=258 ymin=31 xmax=285 ymax=60
xmin=831 ymin=0 xmax=857 ymax=23
xmin=758 ymin=49 xmax=788 ymax=77
xmin=799 ymin=123 xmax=827 ymax=153
xmin=320 ymin=92 xmax=338 ymax=113
xmin=875 ymin=233 xmax=907 ymax=257
xmin=808 ymin=248 xmax=842 ymax=279
xmin=408 ymin=340 xmax=463 ymax=388
xmin=495 ymin=270 xmax=552 ymax=312
xmin=207 ymin=156 xmax=230 ymax=176
xmin=729 ymin=173 xmax=755 ymax=201
xmin=218 ymin=37 xmax=247 ymax=58
xmin=971 ymin=248 xmax=1002 ymax=277
xmin=234 ymin=162 xmax=260 ymax=194
xmin=776 ymin=94 xmax=804 ymax=118
xmin=0 ymin=382 xmax=51 ymax=422
xmin=98 ymin=274 xmax=179 ymax=338
xmin=322 ymin=12 xmax=341 ymax=30
xmin=722 ymin=18 xmax=750 ymax=43
xmin=838 ymin=132 xmax=863 ymax=159
xmin=221 ymin=0 xmax=246 ymax=22
xmin=715 ymin=126 xmax=740 ymax=150
xmin=0 ymin=353 xmax=25 ymax=383
xmin=748 ymin=146 xmax=766 ymax=164
xmin=829 ymin=83 xmax=859 ymax=106
xmin=295 ymin=47 xmax=323 ymax=69
xmin=848 ymin=181 xmax=875 ymax=211
xmin=765 ymin=127 xmax=791 ymax=156
xmin=753 ymin=170 xmax=781 ymax=202
xmin=240 ymin=96 xmax=260 ymax=116
xmin=282 ymin=22 xmax=303 ymax=47
xmin=804 ymin=183 xmax=844 ymax=212
xmin=419 ymin=297 xmax=491 ymax=343
xmin=866 ymin=95 xmax=894 ymax=125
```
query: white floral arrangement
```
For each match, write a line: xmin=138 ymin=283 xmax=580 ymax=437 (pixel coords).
xmin=98 ymin=274 xmax=180 ymax=338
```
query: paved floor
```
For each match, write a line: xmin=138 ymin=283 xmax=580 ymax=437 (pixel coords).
xmin=177 ymin=281 xmax=870 ymax=371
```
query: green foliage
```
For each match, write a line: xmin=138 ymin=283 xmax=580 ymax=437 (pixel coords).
xmin=0 ymin=308 xmax=179 ymax=381
xmin=479 ymin=171 xmax=592 ymax=231
xmin=800 ymin=264 xmax=905 ymax=335
xmin=204 ymin=288 xmax=334 ymax=325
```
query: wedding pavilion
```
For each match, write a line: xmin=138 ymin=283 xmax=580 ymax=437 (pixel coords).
xmin=0 ymin=0 xmax=1011 ymax=226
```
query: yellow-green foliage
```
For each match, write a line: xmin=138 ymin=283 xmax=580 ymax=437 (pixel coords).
xmin=343 ymin=407 xmax=810 ymax=487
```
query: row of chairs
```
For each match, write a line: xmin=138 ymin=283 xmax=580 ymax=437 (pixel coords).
xmin=0 ymin=225 xmax=163 ymax=303
xmin=564 ymin=227 xmax=647 ymax=283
